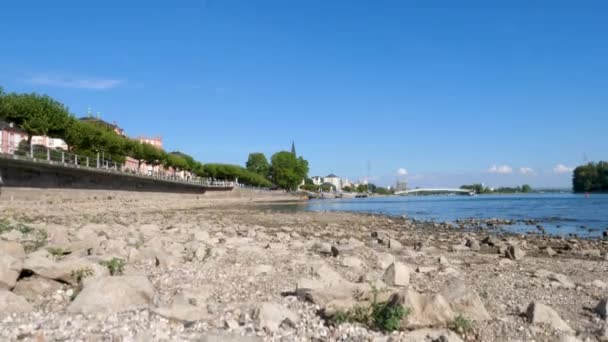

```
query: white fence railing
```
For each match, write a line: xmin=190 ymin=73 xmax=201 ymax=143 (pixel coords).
xmin=0 ymin=141 xmax=237 ymax=188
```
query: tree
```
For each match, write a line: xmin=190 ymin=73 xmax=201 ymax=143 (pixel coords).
xmin=246 ymin=153 xmax=270 ymax=178
xmin=573 ymin=161 xmax=608 ymax=192
xmin=270 ymin=151 xmax=309 ymax=190
xmin=0 ymin=92 xmax=70 ymax=145
xmin=521 ymin=184 xmax=533 ymax=193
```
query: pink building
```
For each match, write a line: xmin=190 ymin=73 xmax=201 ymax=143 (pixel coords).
xmin=0 ymin=120 xmax=27 ymax=154
xmin=136 ymin=136 xmax=163 ymax=149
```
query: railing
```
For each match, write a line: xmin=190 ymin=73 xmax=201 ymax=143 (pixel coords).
xmin=0 ymin=142 xmax=237 ymax=189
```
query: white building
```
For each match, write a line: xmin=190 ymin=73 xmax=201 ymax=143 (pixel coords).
xmin=323 ymin=174 xmax=342 ymax=191
xmin=31 ymin=136 xmax=68 ymax=150
xmin=311 ymin=176 xmax=323 ymax=185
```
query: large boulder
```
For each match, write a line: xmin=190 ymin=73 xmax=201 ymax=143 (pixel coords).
xmin=252 ymin=302 xmax=299 ymax=333
xmin=382 ymin=262 xmax=411 ymax=287
xmin=401 ymin=288 xmax=454 ymax=328
xmin=68 ymin=276 xmax=156 ymax=315
xmin=12 ymin=276 xmax=63 ymax=302
xmin=0 ymin=241 xmax=26 ymax=259
xmin=505 ymin=244 xmax=525 ymax=260
xmin=0 ymin=253 xmax=22 ymax=289
xmin=0 ymin=289 xmax=33 ymax=313
xmin=441 ymin=280 xmax=491 ymax=321
xmin=526 ymin=302 xmax=573 ymax=333
xmin=23 ymin=254 xmax=108 ymax=286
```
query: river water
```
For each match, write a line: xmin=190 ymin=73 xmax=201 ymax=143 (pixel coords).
xmin=277 ymin=193 xmax=608 ymax=238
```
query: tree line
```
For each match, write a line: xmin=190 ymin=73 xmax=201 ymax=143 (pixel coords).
xmin=460 ymin=183 xmax=533 ymax=194
xmin=573 ymin=162 xmax=608 ymax=192
xmin=0 ymin=87 xmax=308 ymax=189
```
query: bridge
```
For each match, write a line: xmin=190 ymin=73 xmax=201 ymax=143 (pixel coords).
xmin=394 ymin=188 xmax=475 ymax=196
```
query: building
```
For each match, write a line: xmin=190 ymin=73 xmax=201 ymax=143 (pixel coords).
xmin=0 ymin=120 xmax=26 ymax=154
xmin=136 ymin=136 xmax=163 ymax=149
xmin=323 ymin=174 xmax=342 ymax=191
xmin=0 ymin=119 xmax=68 ymax=154
xmin=31 ymin=136 xmax=68 ymax=150
xmin=395 ymin=181 xmax=408 ymax=192
xmin=311 ymin=176 xmax=323 ymax=185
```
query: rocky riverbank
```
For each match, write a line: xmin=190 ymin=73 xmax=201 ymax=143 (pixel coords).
xmin=1 ymin=191 xmax=608 ymax=341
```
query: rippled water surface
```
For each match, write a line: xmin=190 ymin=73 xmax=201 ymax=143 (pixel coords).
xmin=277 ymin=193 xmax=608 ymax=237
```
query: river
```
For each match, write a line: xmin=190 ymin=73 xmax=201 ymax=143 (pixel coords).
xmin=276 ymin=193 xmax=608 ymax=238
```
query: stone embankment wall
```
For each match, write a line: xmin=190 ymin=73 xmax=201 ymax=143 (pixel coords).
xmin=0 ymin=157 xmax=304 ymax=201
xmin=0 ymin=157 xmax=207 ymax=194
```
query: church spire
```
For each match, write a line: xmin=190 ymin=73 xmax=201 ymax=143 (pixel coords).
xmin=291 ymin=141 xmax=296 ymax=156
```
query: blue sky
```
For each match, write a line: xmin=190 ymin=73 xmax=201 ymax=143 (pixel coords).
xmin=1 ymin=0 xmax=606 ymax=188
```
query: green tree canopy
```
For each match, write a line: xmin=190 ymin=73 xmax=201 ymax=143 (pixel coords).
xmin=0 ymin=92 xmax=71 ymax=144
xmin=270 ymin=151 xmax=309 ymax=190
xmin=246 ymin=152 xmax=270 ymax=178
xmin=573 ymin=162 xmax=608 ymax=192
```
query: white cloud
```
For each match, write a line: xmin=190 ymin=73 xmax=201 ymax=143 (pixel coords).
xmin=397 ymin=168 xmax=408 ymax=176
xmin=487 ymin=165 xmax=513 ymax=174
xmin=519 ymin=167 xmax=536 ymax=175
xmin=553 ymin=164 xmax=574 ymax=174
xmin=27 ymin=74 xmax=124 ymax=90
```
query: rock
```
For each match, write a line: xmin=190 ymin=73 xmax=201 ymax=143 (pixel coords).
xmin=388 ymin=238 xmax=403 ymax=250
xmin=12 ymin=276 xmax=62 ymax=301
xmin=129 ymin=247 xmax=180 ymax=268
xmin=375 ymin=252 xmax=395 ymax=270
xmin=586 ymin=279 xmax=608 ymax=289
xmin=450 ymin=244 xmax=470 ymax=252
xmin=546 ymin=247 xmax=557 ymax=257
xmin=331 ymin=245 xmax=340 ymax=257
xmin=438 ymin=256 xmax=450 ymax=266
xmin=505 ymin=244 xmax=525 ymax=260
xmin=400 ymin=288 xmax=454 ymax=328
xmin=441 ymin=280 xmax=491 ymax=321
xmin=481 ymin=236 xmax=499 ymax=247
xmin=382 ymin=262 xmax=411 ymax=287
xmin=402 ymin=328 xmax=464 ymax=342
xmin=252 ymin=302 xmax=299 ymax=333
xmin=0 ymin=253 xmax=22 ymax=289
xmin=193 ymin=230 xmax=211 ymax=242
xmin=547 ymin=272 xmax=575 ymax=289
xmin=595 ymin=298 xmax=608 ymax=319
xmin=68 ymin=276 xmax=156 ymax=314
xmin=0 ymin=241 xmax=26 ymax=259
xmin=154 ymin=303 xmax=208 ymax=322
xmin=579 ymin=249 xmax=601 ymax=258
xmin=526 ymin=302 xmax=573 ymax=332
xmin=417 ymin=266 xmax=438 ymax=274
xmin=465 ymin=239 xmax=481 ymax=251
xmin=253 ymin=264 xmax=273 ymax=275
xmin=200 ymin=334 xmax=261 ymax=342
xmin=311 ymin=242 xmax=332 ymax=256
xmin=342 ymin=257 xmax=364 ymax=269
xmin=23 ymin=255 xmax=108 ymax=286
xmin=372 ymin=231 xmax=390 ymax=245
xmin=0 ymin=289 xmax=33 ymax=313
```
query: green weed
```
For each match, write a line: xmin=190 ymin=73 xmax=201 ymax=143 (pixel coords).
xmin=100 ymin=257 xmax=126 ymax=276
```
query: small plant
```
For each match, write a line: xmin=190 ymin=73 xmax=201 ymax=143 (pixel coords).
xmin=371 ymin=300 xmax=409 ymax=332
xmin=70 ymin=267 xmax=94 ymax=284
xmin=452 ymin=314 xmax=473 ymax=334
xmin=23 ymin=229 xmax=49 ymax=252
xmin=47 ymin=247 xmax=65 ymax=259
xmin=329 ymin=288 xmax=409 ymax=332
xmin=100 ymin=257 xmax=126 ymax=276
